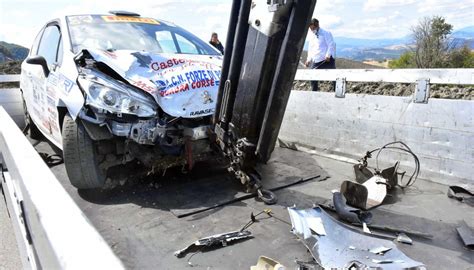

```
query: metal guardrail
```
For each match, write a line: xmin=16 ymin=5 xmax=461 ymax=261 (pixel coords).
xmin=294 ymin=68 xmax=474 ymax=102
xmin=0 ymin=74 xmax=21 ymax=83
xmin=0 ymin=107 xmax=124 ymax=269
xmin=294 ymin=68 xmax=474 ymax=84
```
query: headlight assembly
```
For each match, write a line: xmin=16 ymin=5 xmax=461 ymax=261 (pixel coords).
xmin=78 ymin=71 xmax=157 ymax=118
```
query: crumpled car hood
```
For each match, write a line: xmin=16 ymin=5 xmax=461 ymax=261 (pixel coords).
xmin=85 ymin=49 xmax=223 ymax=118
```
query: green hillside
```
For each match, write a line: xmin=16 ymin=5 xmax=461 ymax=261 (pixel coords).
xmin=0 ymin=41 xmax=29 ymax=62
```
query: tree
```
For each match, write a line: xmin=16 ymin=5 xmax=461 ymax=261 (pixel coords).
xmin=388 ymin=51 xmax=415 ymax=68
xmin=446 ymin=45 xmax=474 ymax=68
xmin=412 ymin=16 xmax=453 ymax=68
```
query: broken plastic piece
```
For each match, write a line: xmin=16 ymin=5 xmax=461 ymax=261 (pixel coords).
xmin=363 ymin=222 xmax=372 ymax=234
xmin=333 ymin=191 xmax=372 ymax=224
xmin=456 ymin=220 xmax=474 ymax=249
xmin=369 ymin=246 xmax=392 ymax=255
xmin=288 ymin=207 xmax=424 ymax=269
xmin=250 ymin=256 xmax=286 ymax=270
xmin=341 ymin=175 xmax=388 ymax=210
xmin=174 ymin=230 xmax=252 ymax=258
xmin=396 ymin=233 xmax=413 ymax=245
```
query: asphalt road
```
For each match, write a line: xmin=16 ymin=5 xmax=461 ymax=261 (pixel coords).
xmin=0 ymin=185 xmax=22 ymax=270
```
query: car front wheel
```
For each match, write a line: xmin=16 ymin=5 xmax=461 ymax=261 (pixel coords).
xmin=21 ymin=91 xmax=43 ymax=140
xmin=62 ymin=114 xmax=106 ymax=189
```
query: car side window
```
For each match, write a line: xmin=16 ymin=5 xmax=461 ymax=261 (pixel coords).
xmin=155 ymin=31 xmax=177 ymax=53
xmin=175 ymin=34 xmax=199 ymax=54
xmin=37 ymin=25 xmax=61 ymax=67
xmin=30 ymin=28 xmax=45 ymax=55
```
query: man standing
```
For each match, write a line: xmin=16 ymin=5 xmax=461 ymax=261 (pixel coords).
xmin=209 ymin=32 xmax=224 ymax=55
xmin=305 ymin=18 xmax=336 ymax=92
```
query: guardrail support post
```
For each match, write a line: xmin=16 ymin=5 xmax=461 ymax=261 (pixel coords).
xmin=335 ymin=77 xmax=346 ymax=98
xmin=414 ymin=78 xmax=430 ymax=103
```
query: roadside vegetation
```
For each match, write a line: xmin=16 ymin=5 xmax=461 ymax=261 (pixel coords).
xmin=389 ymin=16 xmax=474 ymax=68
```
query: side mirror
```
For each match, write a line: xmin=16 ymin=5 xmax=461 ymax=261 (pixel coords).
xmin=26 ymin=56 xmax=50 ymax=77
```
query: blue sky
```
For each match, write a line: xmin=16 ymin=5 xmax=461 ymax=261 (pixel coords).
xmin=0 ymin=0 xmax=473 ymax=47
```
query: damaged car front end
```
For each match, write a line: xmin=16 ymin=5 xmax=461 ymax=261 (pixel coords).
xmin=22 ymin=13 xmax=223 ymax=189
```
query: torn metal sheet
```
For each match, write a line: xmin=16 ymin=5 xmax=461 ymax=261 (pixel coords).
xmin=456 ymin=220 xmax=474 ymax=249
xmin=448 ymin=185 xmax=474 ymax=207
xmin=288 ymin=207 xmax=424 ymax=269
xmin=174 ymin=230 xmax=252 ymax=258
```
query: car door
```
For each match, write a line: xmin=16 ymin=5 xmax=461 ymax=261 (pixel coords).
xmin=24 ymin=22 xmax=63 ymax=145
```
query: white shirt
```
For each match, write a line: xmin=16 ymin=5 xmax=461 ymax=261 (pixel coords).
xmin=307 ymin=27 xmax=335 ymax=63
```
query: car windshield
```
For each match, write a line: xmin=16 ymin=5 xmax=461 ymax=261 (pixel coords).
xmin=66 ymin=15 xmax=219 ymax=55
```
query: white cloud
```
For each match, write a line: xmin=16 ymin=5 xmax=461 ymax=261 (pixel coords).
xmin=363 ymin=0 xmax=417 ymax=11
xmin=0 ymin=0 xmax=472 ymax=47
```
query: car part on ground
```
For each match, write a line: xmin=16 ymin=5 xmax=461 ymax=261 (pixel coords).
xmin=288 ymin=207 xmax=425 ymax=269
xmin=320 ymin=202 xmax=434 ymax=240
xmin=396 ymin=233 xmax=413 ymax=245
xmin=250 ymin=256 xmax=286 ymax=270
xmin=341 ymin=141 xmax=420 ymax=210
xmin=341 ymin=176 xmax=388 ymax=210
xmin=355 ymin=141 xmax=420 ymax=188
xmin=174 ymin=230 xmax=252 ymax=258
xmin=332 ymin=191 xmax=372 ymax=224
xmin=447 ymin=185 xmax=474 ymax=207
xmin=456 ymin=220 xmax=474 ymax=249
xmin=213 ymin=0 xmax=316 ymax=204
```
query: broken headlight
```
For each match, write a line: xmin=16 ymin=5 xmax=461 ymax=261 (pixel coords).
xmin=78 ymin=72 xmax=157 ymax=117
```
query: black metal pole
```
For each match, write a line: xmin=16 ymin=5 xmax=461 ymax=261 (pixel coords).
xmin=256 ymin=0 xmax=317 ymax=162
xmin=213 ymin=0 xmax=241 ymax=124
xmin=213 ymin=0 xmax=252 ymax=126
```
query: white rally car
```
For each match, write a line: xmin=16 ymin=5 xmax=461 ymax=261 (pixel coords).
xmin=21 ymin=11 xmax=223 ymax=189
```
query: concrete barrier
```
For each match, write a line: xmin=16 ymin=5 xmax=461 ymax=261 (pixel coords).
xmin=279 ymin=91 xmax=474 ymax=185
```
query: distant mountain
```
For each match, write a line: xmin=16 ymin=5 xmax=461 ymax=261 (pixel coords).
xmin=0 ymin=41 xmax=29 ymax=63
xmin=452 ymin=26 xmax=474 ymax=39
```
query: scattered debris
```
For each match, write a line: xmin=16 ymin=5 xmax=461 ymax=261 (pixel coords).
xmin=174 ymin=230 xmax=252 ymax=258
xmin=333 ymin=191 xmax=372 ymax=224
xmin=447 ymin=185 xmax=474 ymax=207
xmin=370 ymin=246 xmax=392 ymax=255
xmin=456 ymin=220 xmax=474 ymax=249
xmin=342 ymin=141 xmax=420 ymax=210
xmin=288 ymin=207 xmax=424 ymax=269
xmin=363 ymin=222 xmax=372 ymax=234
xmin=250 ymin=256 xmax=286 ymax=270
xmin=319 ymin=202 xmax=433 ymax=239
xmin=359 ymin=223 xmax=433 ymax=239
xmin=396 ymin=233 xmax=413 ymax=245
xmin=295 ymin=260 xmax=319 ymax=270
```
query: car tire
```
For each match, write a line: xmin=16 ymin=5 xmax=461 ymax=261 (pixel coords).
xmin=62 ymin=114 xmax=106 ymax=189
xmin=21 ymin=92 xmax=43 ymax=140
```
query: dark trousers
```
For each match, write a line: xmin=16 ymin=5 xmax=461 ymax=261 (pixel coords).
xmin=311 ymin=57 xmax=336 ymax=92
